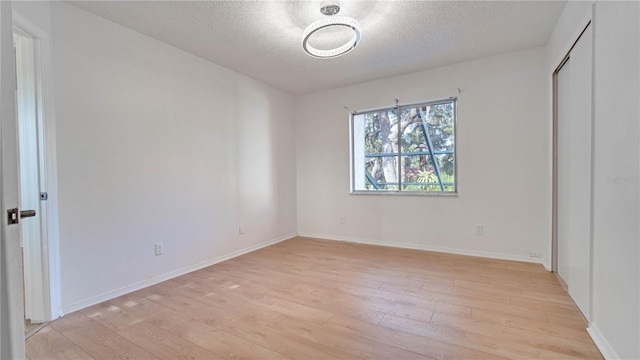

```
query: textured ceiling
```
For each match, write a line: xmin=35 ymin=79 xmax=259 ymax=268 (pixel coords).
xmin=67 ymin=1 xmax=566 ymax=95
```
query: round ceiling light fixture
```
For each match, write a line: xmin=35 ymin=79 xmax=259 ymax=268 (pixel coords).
xmin=302 ymin=1 xmax=361 ymax=59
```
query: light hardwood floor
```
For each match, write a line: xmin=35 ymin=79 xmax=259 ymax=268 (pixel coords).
xmin=26 ymin=237 xmax=603 ymax=359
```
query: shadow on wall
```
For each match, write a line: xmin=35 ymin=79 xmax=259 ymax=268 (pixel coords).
xmin=235 ymin=79 xmax=279 ymax=244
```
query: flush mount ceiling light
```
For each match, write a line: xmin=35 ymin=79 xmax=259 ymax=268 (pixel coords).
xmin=302 ymin=1 xmax=361 ymax=59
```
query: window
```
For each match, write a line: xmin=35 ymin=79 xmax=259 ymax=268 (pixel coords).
xmin=350 ymin=98 xmax=457 ymax=194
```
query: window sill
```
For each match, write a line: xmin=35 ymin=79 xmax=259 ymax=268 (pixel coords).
xmin=350 ymin=190 xmax=458 ymax=197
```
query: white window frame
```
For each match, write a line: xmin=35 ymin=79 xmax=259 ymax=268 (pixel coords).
xmin=349 ymin=97 xmax=458 ymax=196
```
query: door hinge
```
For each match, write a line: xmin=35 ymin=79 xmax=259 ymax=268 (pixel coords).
xmin=7 ymin=208 xmax=19 ymax=225
xmin=40 ymin=192 xmax=48 ymax=201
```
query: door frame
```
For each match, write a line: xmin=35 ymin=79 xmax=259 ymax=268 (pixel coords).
xmin=12 ymin=11 xmax=61 ymax=322
xmin=551 ymin=21 xmax=592 ymax=274
xmin=551 ymin=21 xmax=594 ymax=323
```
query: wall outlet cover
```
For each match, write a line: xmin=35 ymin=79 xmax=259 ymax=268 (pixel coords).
xmin=154 ymin=242 xmax=164 ymax=256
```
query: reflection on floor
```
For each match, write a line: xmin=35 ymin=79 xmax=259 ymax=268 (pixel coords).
xmin=25 ymin=237 xmax=603 ymax=359
xmin=25 ymin=318 xmax=47 ymax=340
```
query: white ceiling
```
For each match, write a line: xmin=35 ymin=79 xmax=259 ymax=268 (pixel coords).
xmin=68 ymin=1 xmax=566 ymax=95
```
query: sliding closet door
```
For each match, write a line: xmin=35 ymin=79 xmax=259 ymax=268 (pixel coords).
xmin=556 ymin=24 xmax=592 ymax=320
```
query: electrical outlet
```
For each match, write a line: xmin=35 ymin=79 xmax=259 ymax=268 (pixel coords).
xmin=475 ymin=225 xmax=484 ymax=236
xmin=340 ymin=217 xmax=346 ymax=224
xmin=154 ymin=242 xmax=164 ymax=256
xmin=239 ymin=224 xmax=245 ymax=235
xmin=529 ymin=251 xmax=542 ymax=258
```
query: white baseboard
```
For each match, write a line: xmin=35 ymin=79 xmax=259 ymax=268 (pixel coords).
xmin=587 ymin=323 xmax=620 ymax=360
xmin=297 ymin=232 xmax=544 ymax=265
xmin=60 ymin=233 xmax=296 ymax=315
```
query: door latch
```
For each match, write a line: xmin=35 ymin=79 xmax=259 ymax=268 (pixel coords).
xmin=6 ymin=208 xmax=36 ymax=225
xmin=7 ymin=208 xmax=18 ymax=225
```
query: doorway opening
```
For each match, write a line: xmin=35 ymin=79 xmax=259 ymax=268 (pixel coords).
xmin=13 ymin=14 xmax=60 ymax=338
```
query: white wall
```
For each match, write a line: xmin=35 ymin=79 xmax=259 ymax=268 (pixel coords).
xmin=546 ymin=2 xmax=639 ymax=359
xmin=12 ymin=1 xmax=52 ymax=35
xmin=50 ymin=2 xmax=296 ymax=313
xmin=545 ymin=1 xmax=593 ymax=75
xmin=295 ymin=48 xmax=549 ymax=263
xmin=590 ymin=3 xmax=639 ymax=359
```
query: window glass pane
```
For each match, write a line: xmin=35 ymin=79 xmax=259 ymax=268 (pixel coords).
xmin=362 ymin=110 xmax=398 ymax=190
xmin=397 ymin=102 xmax=455 ymax=192
xmin=436 ymin=153 xmax=455 ymax=191
xmin=425 ymin=103 xmax=455 ymax=153
xmin=401 ymin=155 xmax=438 ymax=191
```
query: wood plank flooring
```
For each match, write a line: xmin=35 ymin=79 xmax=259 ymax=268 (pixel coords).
xmin=26 ymin=237 xmax=603 ymax=359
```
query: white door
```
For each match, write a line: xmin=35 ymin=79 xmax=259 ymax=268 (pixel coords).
xmin=556 ymin=24 xmax=593 ymax=321
xmin=1 ymin=0 xmax=26 ymax=358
